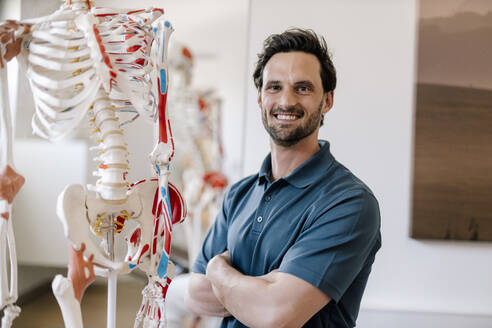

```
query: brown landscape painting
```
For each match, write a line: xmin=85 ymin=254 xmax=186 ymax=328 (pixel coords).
xmin=412 ymin=0 xmax=492 ymax=241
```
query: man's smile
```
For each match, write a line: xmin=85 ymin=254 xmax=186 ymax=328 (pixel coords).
xmin=271 ymin=108 xmax=304 ymax=123
xmin=273 ymin=113 xmax=302 ymax=122
xmin=276 ymin=114 xmax=299 ymax=121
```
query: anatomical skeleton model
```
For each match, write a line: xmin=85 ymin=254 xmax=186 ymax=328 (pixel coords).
xmin=0 ymin=1 xmax=187 ymax=328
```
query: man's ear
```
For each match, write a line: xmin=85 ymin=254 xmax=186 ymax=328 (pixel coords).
xmin=322 ymin=91 xmax=334 ymax=114
xmin=257 ymin=90 xmax=262 ymax=108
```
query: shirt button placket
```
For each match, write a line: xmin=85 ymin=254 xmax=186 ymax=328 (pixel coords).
xmin=253 ymin=191 xmax=271 ymax=233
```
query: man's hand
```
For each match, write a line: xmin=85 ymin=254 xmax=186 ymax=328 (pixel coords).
xmin=212 ymin=250 xmax=231 ymax=265
xmin=185 ymin=272 xmax=231 ymax=317
xmin=205 ymin=250 xmax=233 ymax=303
xmin=206 ymin=250 xmax=231 ymax=277
xmin=185 ymin=250 xmax=233 ymax=317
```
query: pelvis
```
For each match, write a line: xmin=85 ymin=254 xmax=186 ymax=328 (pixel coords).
xmin=56 ymin=179 xmax=185 ymax=274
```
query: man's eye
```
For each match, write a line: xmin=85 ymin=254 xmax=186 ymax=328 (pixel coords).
xmin=297 ymin=86 xmax=310 ymax=92
xmin=267 ymin=85 xmax=280 ymax=91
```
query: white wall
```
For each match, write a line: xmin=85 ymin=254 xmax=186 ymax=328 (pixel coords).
xmin=244 ymin=0 xmax=492 ymax=317
xmin=13 ymin=140 xmax=87 ymax=266
xmin=0 ymin=0 xmax=20 ymax=21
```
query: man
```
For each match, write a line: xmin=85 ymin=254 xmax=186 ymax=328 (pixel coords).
xmin=185 ymin=28 xmax=381 ymax=328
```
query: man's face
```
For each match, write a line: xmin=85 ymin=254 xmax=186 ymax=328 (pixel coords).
xmin=258 ymin=51 xmax=333 ymax=147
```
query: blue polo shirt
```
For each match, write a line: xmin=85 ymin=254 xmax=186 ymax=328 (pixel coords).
xmin=192 ymin=140 xmax=381 ymax=328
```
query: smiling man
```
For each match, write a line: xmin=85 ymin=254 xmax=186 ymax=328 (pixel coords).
xmin=185 ymin=28 xmax=381 ymax=328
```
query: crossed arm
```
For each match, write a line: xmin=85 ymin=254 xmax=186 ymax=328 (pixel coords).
xmin=185 ymin=251 xmax=331 ymax=328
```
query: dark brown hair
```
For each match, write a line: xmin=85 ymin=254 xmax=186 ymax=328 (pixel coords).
xmin=253 ymin=28 xmax=337 ymax=93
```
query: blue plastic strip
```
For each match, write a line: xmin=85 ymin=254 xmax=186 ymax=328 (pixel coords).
xmin=160 ymin=69 xmax=167 ymax=94
xmin=157 ymin=254 xmax=169 ymax=278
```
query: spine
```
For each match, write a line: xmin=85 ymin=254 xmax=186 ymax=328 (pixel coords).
xmin=88 ymin=89 xmax=129 ymax=201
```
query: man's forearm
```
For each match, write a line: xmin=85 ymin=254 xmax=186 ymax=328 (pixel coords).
xmin=185 ymin=272 xmax=230 ymax=317
xmin=206 ymin=256 xmax=281 ymax=328
xmin=191 ymin=251 xmax=330 ymax=327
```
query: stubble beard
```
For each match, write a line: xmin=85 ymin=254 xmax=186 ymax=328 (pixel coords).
xmin=262 ymin=101 xmax=323 ymax=147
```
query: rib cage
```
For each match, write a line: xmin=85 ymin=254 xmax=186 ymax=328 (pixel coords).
xmin=76 ymin=7 xmax=164 ymax=122
xmin=26 ymin=9 xmax=100 ymax=140
xmin=24 ymin=4 xmax=165 ymax=200
xmin=26 ymin=7 xmax=163 ymax=141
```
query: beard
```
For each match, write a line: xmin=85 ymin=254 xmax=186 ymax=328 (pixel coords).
xmin=261 ymin=100 xmax=323 ymax=147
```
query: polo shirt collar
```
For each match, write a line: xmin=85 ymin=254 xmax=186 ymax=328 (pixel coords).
xmin=258 ymin=140 xmax=335 ymax=188
xmin=258 ymin=153 xmax=272 ymax=185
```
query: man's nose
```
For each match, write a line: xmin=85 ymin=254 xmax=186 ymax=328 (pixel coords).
xmin=278 ymin=89 xmax=297 ymax=108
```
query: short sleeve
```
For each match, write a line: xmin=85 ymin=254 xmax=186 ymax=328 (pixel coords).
xmin=191 ymin=187 xmax=232 ymax=274
xmin=278 ymin=190 xmax=381 ymax=302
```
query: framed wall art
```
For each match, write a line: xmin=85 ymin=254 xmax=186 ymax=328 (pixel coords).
xmin=411 ymin=0 xmax=492 ymax=241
